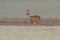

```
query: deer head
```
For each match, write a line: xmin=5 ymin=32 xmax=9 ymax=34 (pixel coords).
xmin=26 ymin=8 xmax=30 ymax=16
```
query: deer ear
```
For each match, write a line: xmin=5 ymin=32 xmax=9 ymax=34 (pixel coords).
xmin=26 ymin=8 xmax=30 ymax=11
xmin=26 ymin=8 xmax=30 ymax=10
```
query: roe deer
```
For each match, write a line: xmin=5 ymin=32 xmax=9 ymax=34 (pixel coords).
xmin=26 ymin=8 xmax=41 ymax=26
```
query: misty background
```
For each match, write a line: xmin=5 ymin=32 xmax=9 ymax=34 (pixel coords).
xmin=0 ymin=0 xmax=60 ymax=19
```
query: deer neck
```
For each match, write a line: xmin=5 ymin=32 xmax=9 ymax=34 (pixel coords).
xmin=26 ymin=14 xmax=31 ymax=19
xmin=27 ymin=15 xmax=30 ymax=18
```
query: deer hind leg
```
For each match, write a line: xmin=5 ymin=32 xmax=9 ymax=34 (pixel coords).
xmin=36 ymin=20 xmax=40 ymax=26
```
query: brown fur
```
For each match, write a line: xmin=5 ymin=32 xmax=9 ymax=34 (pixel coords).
xmin=26 ymin=9 xmax=40 ymax=25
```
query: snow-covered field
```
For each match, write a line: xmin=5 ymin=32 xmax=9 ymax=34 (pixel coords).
xmin=0 ymin=26 xmax=60 ymax=40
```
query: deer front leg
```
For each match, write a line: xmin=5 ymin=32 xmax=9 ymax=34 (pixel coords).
xmin=28 ymin=20 xmax=33 ymax=26
xmin=29 ymin=23 xmax=32 ymax=26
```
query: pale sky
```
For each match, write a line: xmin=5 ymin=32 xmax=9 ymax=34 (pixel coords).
xmin=0 ymin=0 xmax=60 ymax=19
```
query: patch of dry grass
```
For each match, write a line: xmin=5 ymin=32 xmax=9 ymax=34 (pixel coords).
xmin=0 ymin=26 xmax=60 ymax=40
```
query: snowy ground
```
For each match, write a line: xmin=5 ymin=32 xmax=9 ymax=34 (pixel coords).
xmin=0 ymin=26 xmax=60 ymax=40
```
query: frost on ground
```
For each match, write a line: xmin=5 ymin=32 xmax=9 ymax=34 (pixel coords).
xmin=0 ymin=26 xmax=60 ymax=40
